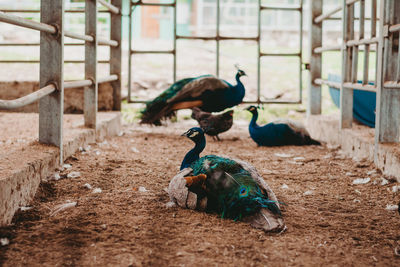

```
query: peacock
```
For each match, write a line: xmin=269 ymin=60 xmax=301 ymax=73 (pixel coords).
xmin=246 ymin=106 xmax=321 ymax=146
xmin=140 ymin=68 xmax=247 ymax=125
xmin=191 ymin=107 xmax=234 ymax=141
xmin=168 ymin=127 xmax=285 ymax=232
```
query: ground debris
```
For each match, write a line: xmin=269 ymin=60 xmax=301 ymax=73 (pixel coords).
xmin=92 ymin=188 xmax=102 ymax=194
xmin=274 ymin=153 xmax=292 ymax=158
xmin=352 ymin=178 xmax=370 ymax=185
xmin=83 ymin=183 xmax=92 ymax=190
xmin=50 ymin=201 xmax=77 ymax=216
xmin=67 ymin=171 xmax=81 ymax=178
xmin=385 ymin=204 xmax=399 ymax=211
xmin=1 ymin=238 xmax=10 ymax=246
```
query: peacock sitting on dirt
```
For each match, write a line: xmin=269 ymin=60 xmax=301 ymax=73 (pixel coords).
xmin=168 ymin=127 xmax=285 ymax=232
xmin=191 ymin=107 xmax=234 ymax=141
xmin=246 ymin=106 xmax=321 ymax=146
xmin=140 ymin=69 xmax=247 ymax=125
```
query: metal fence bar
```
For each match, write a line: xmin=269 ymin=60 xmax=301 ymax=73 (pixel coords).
xmin=0 ymin=9 xmax=111 ymax=13
xmin=389 ymin=23 xmax=400 ymax=33
xmin=314 ymin=6 xmax=342 ymax=23
xmin=64 ymin=79 xmax=93 ymax=89
xmin=260 ymin=5 xmax=301 ymax=11
xmin=0 ymin=84 xmax=56 ymax=110
xmin=98 ymin=0 xmax=119 ymax=14
xmin=110 ymin=0 xmax=122 ymax=111
xmin=375 ymin=0 xmax=400 ymax=144
xmin=216 ymin=0 xmax=220 ymax=77
xmin=127 ymin=0 xmax=132 ymax=105
xmin=131 ymin=50 xmax=174 ymax=54
xmin=346 ymin=0 xmax=360 ymax=5
xmin=65 ymin=30 xmax=94 ymax=42
xmin=343 ymin=82 xmax=376 ymax=91
xmin=308 ymin=0 xmax=322 ymax=115
xmin=98 ymin=37 xmax=118 ymax=47
xmin=347 ymin=37 xmax=378 ymax=46
xmin=0 ymin=60 xmax=110 ymax=63
xmin=0 ymin=43 xmax=111 ymax=46
xmin=0 ymin=11 xmax=56 ymax=33
xmin=39 ymin=0 xmax=64 ymax=163
xmin=314 ymin=78 xmax=341 ymax=89
xmin=314 ymin=45 xmax=342 ymax=53
xmin=384 ymin=81 xmax=400 ymax=89
xmin=256 ymin=0 xmax=261 ymax=103
xmin=84 ymin=0 xmax=97 ymax=128
xmin=98 ymin=74 xmax=118 ymax=83
xmin=131 ymin=1 xmax=174 ymax=7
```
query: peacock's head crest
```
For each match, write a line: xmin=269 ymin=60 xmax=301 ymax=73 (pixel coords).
xmin=234 ymin=64 xmax=247 ymax=77
xmin=181 ymin=127 xmax=204 ymax=142
xmin=245 ymin=105 xmax=258 ymax=114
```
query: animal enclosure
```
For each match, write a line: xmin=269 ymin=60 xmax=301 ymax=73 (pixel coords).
xmin=309 ymin=0 xmax=400 ymax=159
xmin=0 ymin=0 xmax=122 ymax=163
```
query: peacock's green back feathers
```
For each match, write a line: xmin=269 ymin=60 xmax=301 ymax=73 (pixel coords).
xmin=188 ymin=155 xmax=281 ymax=220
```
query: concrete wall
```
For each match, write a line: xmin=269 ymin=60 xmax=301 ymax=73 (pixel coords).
xmin=0 ymin=81 xmax=115 ymax=113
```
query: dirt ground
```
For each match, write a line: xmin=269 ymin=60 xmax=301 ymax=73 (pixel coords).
xmin=1 ymin=121 xmax=400 ymax=266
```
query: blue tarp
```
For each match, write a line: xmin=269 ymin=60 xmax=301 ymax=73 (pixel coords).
xmin=328 ymin=74 xmax=376 ymax=128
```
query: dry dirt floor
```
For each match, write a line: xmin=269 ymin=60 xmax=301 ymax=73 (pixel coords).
xmin=1 ymin=121 xmax=400 ymax=266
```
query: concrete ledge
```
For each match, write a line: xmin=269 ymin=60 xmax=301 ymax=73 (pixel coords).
xmin=306 ymin=114 xmax=400 ymax=182
xmin=0 ymin=112 xmax=121 ymax=225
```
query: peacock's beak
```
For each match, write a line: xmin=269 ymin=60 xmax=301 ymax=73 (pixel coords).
xmin=181 ymin=130 xmax=190 ymax=137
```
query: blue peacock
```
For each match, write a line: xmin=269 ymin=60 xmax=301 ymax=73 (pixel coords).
xmin=172 ymin=127 xmax=283 ymax=227
xmin=140 ymin=69 xmax=247 ymax=125
xmin=246 ymin=106 xmax=321 ymax=146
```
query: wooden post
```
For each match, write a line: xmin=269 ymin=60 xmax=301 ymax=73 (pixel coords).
xmin=375 ymin=0 xmax=400 ymax=144
xmin=39 ymin=0 xmax=64 ymax=164
xmin=308 ymin=0 xmax=322 ymax=115
xmin=110 ymin=0 xmax=122 ymax=110
xmin=84 ymin=0 xmax=97 ymax=128
xmin=340 ymin=0 xmax=354 ymax=128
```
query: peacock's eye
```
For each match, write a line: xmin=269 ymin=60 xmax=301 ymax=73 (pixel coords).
xmin=239 ymin=187 xmax=247 ymax=196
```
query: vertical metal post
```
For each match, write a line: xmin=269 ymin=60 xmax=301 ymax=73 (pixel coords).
xmin=128 ymin=1 xmax=133 ymax=102
xmin=39 ymin=0 xmax=64 ymax=164
xmin=299 ymin=0 xmax=303 ymax=102
xmin=308 ymin=0 xmax=322 ymax=115
xmin=173 ymin=1 xmax=177 ymax=82
xmin=216 ymin=0 xmax=220 ymax=77
xmin=371 ymin=0 xmax=378 ymax=82
xmin=375 ymin=0 xmax=400 ymax=145
xmin=84 ymin=0 xmax=97 ymax=128
xmin=110 ymin=0 xmax=122 ymax=110
xmin=340 ymin=1 xmax=354 ymax=128
xmin=257 ymin=0 xmax=261 ymax=104
xmin=362 ymin=0 xmax=369 ymax=84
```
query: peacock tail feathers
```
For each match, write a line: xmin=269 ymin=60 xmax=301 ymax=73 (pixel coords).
xmin=187 ymin=155 xmax=281 ymax=220
xmin=140 ymin=77 xmax=196 ymax=125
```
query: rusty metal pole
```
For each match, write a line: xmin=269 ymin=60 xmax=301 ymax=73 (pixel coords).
xmin=39 ymin=0 xmax=64 ymax=164
xmin=340 ymin=0 xmax=354 ymax=128
xmin=110 ymin=0 xmax=122 ymax=110
xmin=84 ymin=0 xmax=97 ymax=128
xmin=375 ymin=0 xmax=400 ymax=144
xmin=308 ymin=0 xmax=322 ymax=115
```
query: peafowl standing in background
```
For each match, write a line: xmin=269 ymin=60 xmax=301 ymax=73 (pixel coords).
xmin=168 ymin=127 xmax=285 ymax=232
xmin=246 ymin=106 xmax=321 ymax=146
xmin=140 ymin=69 xmax=247 ymax=125
xmin=191 ymin=107 xmax=234 ymax=141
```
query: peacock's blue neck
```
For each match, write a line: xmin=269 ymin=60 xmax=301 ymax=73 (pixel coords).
xmin=249 ymin=111 xmax=259 ymax=128
xmin=180 ymin=136 xmax=206 ymax=170
xmin=234 ymin=73 xmax=246 ymax=100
